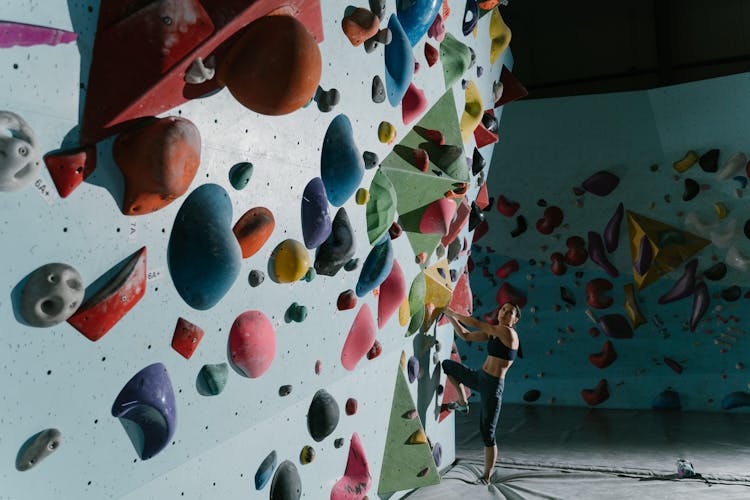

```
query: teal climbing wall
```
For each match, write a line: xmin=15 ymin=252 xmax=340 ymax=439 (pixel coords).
xmin=0 ymin=0 xmax=509 ymax=498
xmin=471 ymin=72 xmax=750 ymax=411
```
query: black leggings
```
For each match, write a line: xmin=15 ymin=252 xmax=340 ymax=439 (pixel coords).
xmin=442 ymin=359 xmax=504 ymax=447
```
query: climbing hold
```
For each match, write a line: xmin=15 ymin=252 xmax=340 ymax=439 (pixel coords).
xmin=420 ymin=198 xmax=458 ymax=235
xmin=345 ymin=398 xmax=358 ymax=416
xmin=598 ymin=314 xmax=633 ymax=339
xmin=721 ymin=285 xmax=741 ymax=302
xmin=269 ymin=460 xmax=302 ymax=500
xmin=588 ymin=231 xmax=618 ymax=278
xmin=367 ymin=339 xmax=383 ymax=360
xmin=285 ymin=302 xmax=308 ymax=323
xmin=510 ymin=215 xmax=528 ymax=238
xmin=623 ymin=284 xmax=646 ymax=328
xmin=581 ymin=379 xmax=609 ymax=406
xmin=407 ymin=356 xmax=420 ymax=383
xmin=406 ymin=428 xmax=427 ymax=445
xmin=472 ymin=147 xmax=486 ymax=176
xmin=652 ymin=390 xmax=681 ymax=410
xmin=229 ymin=162 xmax=253 ymax=190
xmin=112 ymin=363 xmax=176 ymax=460
xmin=248 ymin=270 xmax=265 ymax=287
xmin=113 ymin=116 xmax=200 ymax=215
xmin=372 ymin=75 xmax=386 ymax=103
xmin=402 ymin=83 xmax=428 ymax=125
xmin=689 ymin=282 xmax=709 ymax=331
xmin=565 ymin=236 xmax=588 ymax=266
xmin=342 ymin=8 xmax=380 ymax=46
xmin=399 ymin=297 xmax=411 ymax=326
xmin=633 ymin=235 xmax=654 ymax=276
xmin=495 ymin=195 xmax=520 ymax=217
xmin=550 ymin=252 xmax=566 ymax=276
xmin=308 ymin=389 xmax=340 ymax=441
xmin=489 ymin=6 xmax=511 ymax=64
xmin=682 ymin=178 xmax=699 ymax=201
xmin=255 ymin=451 xmax=278 ymax=490
xmin=15 ymin=428 xmax=62 ymax=471
xmin=428 ymin=12 xmax=445 ymax=41
xmin=536 ymin=206 xmax=563 ymax=234
xmin=341 ymin=304 xmax=377 ymax=370
xmin=20 ymin=263 xmax=84 ymax=327
xmin=198 ymin=363 xmax=228 ymax=396
xmin=717 ymin=152 xmax=747 ymax=180
xmin=337 ymin=290 xmax=357 ymax=311
xmin=315 ymin=208 xmax=356 ymax=277
xmin=315 ymin=87 xmax=341 ymax=113
xmin=588 ymin=340 xmax=617 ymax=369
xmin=460 ymin=81 xmax=483 ymax=143
xmin=439 ymin=33 xmax=471 ymax=87
xmin=356 ymin=238 xmax=394 ymax=297
xmin=363 ymin=151 xmax=379 ymax=170
xmin=366 ymin=170 xmax=398 ymax=244
xmin=345 ymin=258 xmax=360 ymax=272
xmin=699 ymin=149 xmax=719 ymax=172
xmin=604 ymin=203 xmax=624 ymax=253
xmin=218 ymin=15 xmax=321 ymax=115
xmin=321 ymin=114 xmax=365 ymax=207
xmin=378 ymin=121 xmax=397 ymax=143
xmin=424 ymin=42 xmax=439 ymax=66
xmin=378 ymin=260 xmax=406 ymax=328
xmin=726 ymin=245 xmax=750 ymax=272
xmin=384 ymin=14 xmax=414 ymax=106
xmin=169 ymin=184 xmax=241 ymax=309
xmin=301 ymin=177 xmax=332 ymax=249
xmin=171 ymin=317 xmax=204 ymax=359
xmin=673 ymin=150 xmax=698 ymax=173
xmin=462 ymin=0 xmax=479 ymax=35
xmin=233 ymin=207 xmax=275 ymax=259
xmin=67 ymin=247 xmax=146 ymax=341
xmin=495 ymin=260 xmax=519 ymax=280
xmin=299 ymin=445 xmax=315 ymax=465
xmin=684 ymin=211 xmax=719 ymax=239
xmin=582 ymin=170 xmax=620 ymax=196
xmin=523 ymin=390 xmax=541 ymax=402
xmin=703 ymin=262 xmax=727 ymax=281
xmin=331 ymin=433 xmax=372 ymax=500
xmin=658 ymin=259 xmax=698 ymax=304
xmin=714 ymin=202 xmax=728 ymax=220
xmin=663 ymin=358 xmax=683 ymax=374
xmin=229 ymin=310 xmax=276 ymax=378
xmin=496 ymin=282 xmax=527 ymax=308
xmin=396 ymin=0 xmax=441 ymax=46
xmin=710 ymin=218 xmax=739 ymax=248
xmin=0 ymin=110 xmax=41 ymax=191
xmin=270 ymin=239 xmax=310 ymax=283
xmin=473 ymin=111 xmax=499 ymax=148
xmin=44 ymin=146 xmax=96 ymax=198
xmin=721 ymin=391 xmax=750 ymax=410
xmin=560 ymin=286 xmax=576 ymax=306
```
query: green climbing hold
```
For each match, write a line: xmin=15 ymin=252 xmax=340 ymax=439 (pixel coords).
xmin=440 ymin=33 xmax=472 ymax=88
xmin=366 ymin=170 xmax=398 ymax=244
xmin=285 ymin=302 xmax=308 ymax=323
xmin=198 ymin=363 xmax=229 ymax=396
xmin=229 ymin=162 xmax=254 ymax=190
xmin=303 ymin=268 xmax=316 ymax=282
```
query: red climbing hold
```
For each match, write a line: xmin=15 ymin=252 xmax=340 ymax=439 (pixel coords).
xmin=44 ymin=146 xmax=96 ymax=198
xmin=588 ymin=340 xmax=617 ymax=369
xmin=337 ymin=290 xmax=357 ymax=311
xmin=441 ymin=198 xmax=470 ymax=247
xmin=664 ymin=357 xmax=683 ymax=374
xmin=402 ymin=83 xmax=428 ymax=125
xmin=496 ymin=194 xmax=520 ymax=217
xmin=585 ymin=278 xmax=614 ymax=309
xmin=413 ymin=148 xmax=429 ymax=172
xmin=581 ymin=379 xmax=609 ymax=406
xmin=494 ymin=65 xmax=528 ymax=108
xmin=564 ymin=236 xmax=588 ymax=266
xmin=345 ymin=398 xmax=358 ymax=416
xmin=550 ymin=252 xmax=566 ymax=276
xmin=447 ymin=270 xmax=473 ymax=316
xmin=424 ymin=42 xmax=439 ymax=66
xmin=366 ymin=339 xmax=382 ymax=360
xmin=472 ymin=219 xmax=489 ymax=242
xmin=495 ymin=259 xmax=519 ymax=279
xmin=475 ymin=183 xmax=490 ymax=210
xmin=496 ymin=282 xmax=527 ymax=308
xmin=171 ymin=317 xmax=204 ymax=359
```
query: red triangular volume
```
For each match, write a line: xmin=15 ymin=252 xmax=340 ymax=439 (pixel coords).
xmin=494 ymin=65 xmax=528 ymax=108
xmin=44 ymin=146 xmax=96 ymax=198
xmin=81 ymin=0 xmax=324 ymax=145
xmin=473 ymin=110 xmax=499 ymax=149
xmin=475 ymin=183 xmax=489 ymax=210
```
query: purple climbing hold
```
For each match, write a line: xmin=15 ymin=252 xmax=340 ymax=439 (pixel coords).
xmin=634 ymin=235 xmax=653 ymax=276
xmin=111 ymin=363 xmax=176 ymax=460
xmin=301 ymin=177 xmax=332 ymax=249
xmin=658 ymin=259 xmax=698 ymax=304
xmin=588 ymin=231 xmax=618 ymax=278
xmin=598 ymin=314 xmax=633 ymax=339
xmin=462 ymin=0 xmax=479 ymax=36
xmin=582 ymin=171 xmax=620 ymax=196
xmin=603 ymin=202 xmax=624 ymax=253
xmin=689 ymin=281 xmax=709 ymax=332
xmin=407 ymin=355 xmax=419 ymax=383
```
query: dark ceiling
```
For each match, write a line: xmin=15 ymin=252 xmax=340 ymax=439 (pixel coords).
xmin=501 ymin=0 xmax=750 ymax=98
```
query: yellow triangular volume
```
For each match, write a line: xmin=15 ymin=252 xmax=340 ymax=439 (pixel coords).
xmin=626 ymin=210 xmax=710 ymax=290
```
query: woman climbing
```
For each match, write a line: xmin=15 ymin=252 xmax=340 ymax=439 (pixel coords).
xmin=441 ymin=302 xmax=521 ymax=485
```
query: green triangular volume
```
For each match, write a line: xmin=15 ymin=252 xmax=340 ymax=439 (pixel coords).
xmin=366 ymin=169 xmax=398 ymax=244
xmin=377 ymin=365 xmax=440 ymax=494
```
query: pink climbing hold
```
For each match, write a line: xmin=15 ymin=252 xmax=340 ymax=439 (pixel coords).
xmin=341 ymin=304 xmax=377 ymax=371
xmin=439 ymin=342 xmax=472 ymax=422
xmin=495 ymin=259 xmax=519 ymax=279
xmin=427 ymin=13 xmax=445 ymax=41
xmin=402 ymin=83 xmax=428 ymax=125
xmin=441 ymin=198 xmax=470 ymax=247
xmin=475 ymin=183 xmax=490 ymax=210
xmin=447 ymin=270 xmax=473 ymax=316
xmin=229 ymin=311 xmax=276 ymax=378
xmin=378 ymin=261 xmax=406 ymax=328
xmin=420 ymin=198 xmax=457 ymax=235
xmin=496 ymin=282 xmax=527 ymax=308
xmin=330 ymin=433 xmax=372 ymax=500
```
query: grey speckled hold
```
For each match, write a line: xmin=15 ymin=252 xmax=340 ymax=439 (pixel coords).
xmin=248 ymin=270 xmax=265 ymax=287
xmin=16 ymin=428 xmax=62 ymax=471
xmin=363 ymin=151 xmax=379 ymax=170
xmin=372 ymin=75 xmax=385 ymax=103
xmin=369 ymin=0 xmax=386 ymax=20
xmin=20 ymin=263 xmax=84 ymax=327
xmin=315 ymin=87 xmax=340 ymax=113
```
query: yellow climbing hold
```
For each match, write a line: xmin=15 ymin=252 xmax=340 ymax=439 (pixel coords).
xmin=299 ymin=445 xmax=315 ymax=464
xmin=406 ymin=428 xmax=428 ymax=445
xmin=271 ymin=239 xmax=310 ymax=283
xmin=673 ymin=150 xmax=698 ymax=173
xmin=714 ymin=202 xmax=728 ymax=219
xmin=400 ymin=350 xmax=407 ymax=370
xmin=489 ymin=7 xmax=511 ymax=64
xmin=623 ymin=283 xmax=646 ymax=329
xmin=460 ymin=81 xmax=483 ymax=143
xmin=356 ymin=188 xmax=370 ymax=205
xmin=378 ymin=121 xmax=397 ymax=144
xmin=399 ymin=297 xmax=410 ymax=326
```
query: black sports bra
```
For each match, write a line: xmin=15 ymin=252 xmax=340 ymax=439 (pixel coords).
xmin=487 ymin=335 xmax=517 ymax=361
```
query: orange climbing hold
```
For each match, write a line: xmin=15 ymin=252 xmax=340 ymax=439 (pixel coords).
xmin=233 ymin=207 xmax=275 ymax=259
xmin=341 ymin=7 xmax=380 ymax=46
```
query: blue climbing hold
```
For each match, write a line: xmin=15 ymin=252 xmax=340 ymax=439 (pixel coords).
xmin=168 ymin=184 xmax=241 ymax=310
xmin=384 ymin=14 xmax=414 ymax=106
xmin=255 ymin=450 xmax=277 ymax=490
xmin=356 ymin=238 xmax=394 ymax=297
xmin=396 ymin=0 xmax=442 ymax=46
xmin=301 ymin=177 xmax=332 ymax=249
xmin=721 ymin=391 xmax=750 ymax=410
xmin=321 ymin=114 xmax=365 ymax=206
xmin=652 ymin=389 xmax=681 ymax=410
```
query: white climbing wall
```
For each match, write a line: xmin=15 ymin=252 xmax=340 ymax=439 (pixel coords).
xmin=0 ymin=1 xmax=509 ymax=498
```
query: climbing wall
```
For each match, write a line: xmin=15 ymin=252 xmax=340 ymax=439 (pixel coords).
xmin=0 ymin=0 xmax=510 ymax=498
xmin=467 ymin=72 xmax=750 ymax=412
